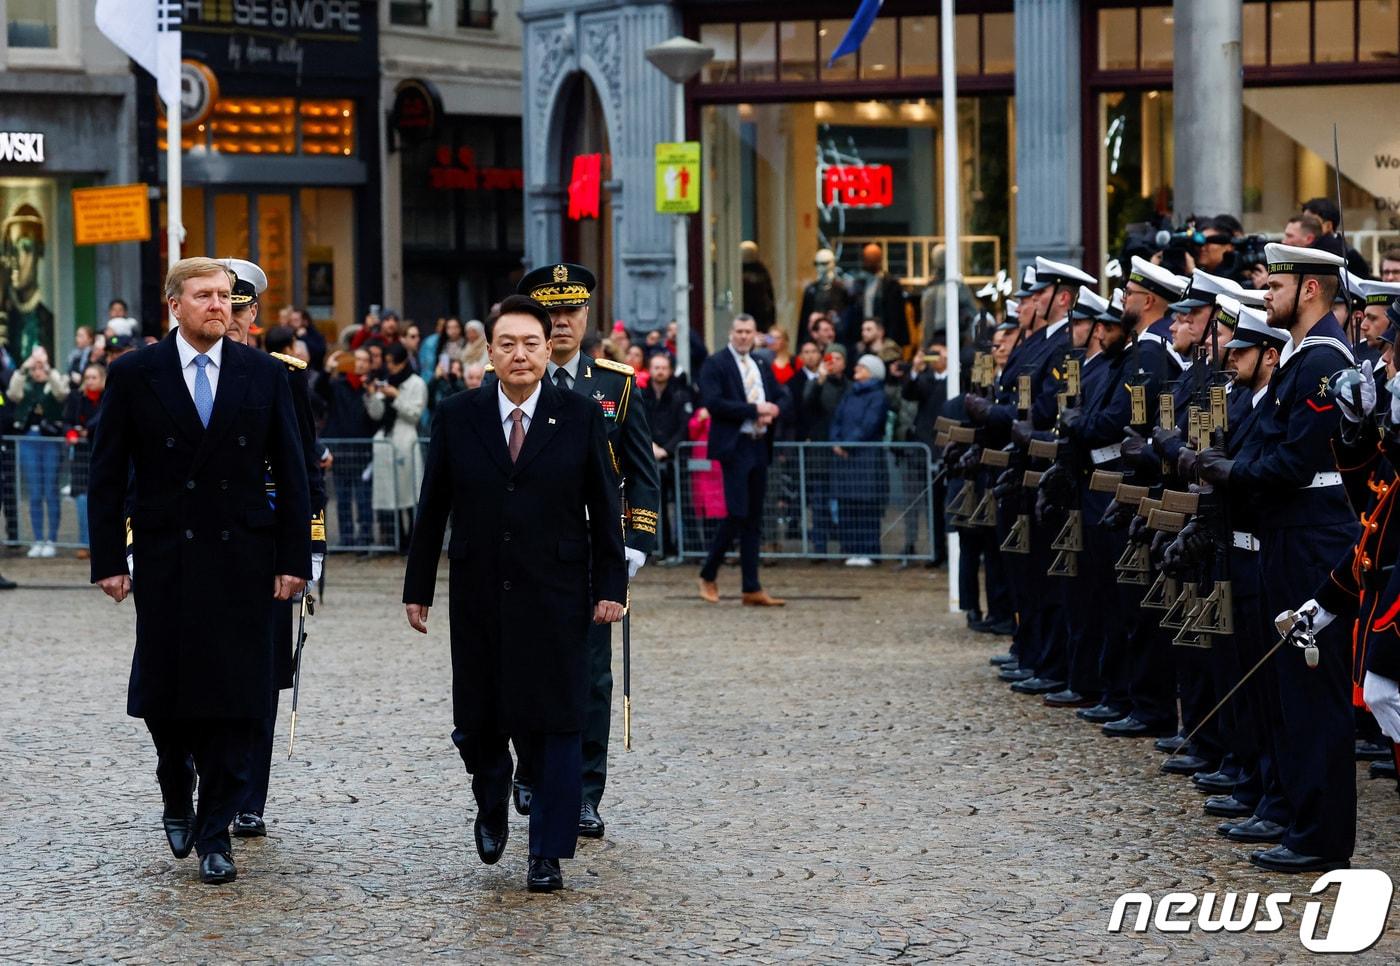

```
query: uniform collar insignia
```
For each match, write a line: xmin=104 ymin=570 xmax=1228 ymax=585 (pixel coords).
xmin=593 ymin=389 xmax=605 ymax=400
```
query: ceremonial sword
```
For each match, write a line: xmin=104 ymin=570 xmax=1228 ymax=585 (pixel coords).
xmin=287 ymin=590 xmax=315 ymax=758
xmin=623 ymin=587 xmax=632 ymax=751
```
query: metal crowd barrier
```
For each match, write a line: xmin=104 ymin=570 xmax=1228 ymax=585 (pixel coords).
xmin=0 ymin=435 xmax=419 ymax=556
xmin=667 ymin=440 xmax=938 ymax=561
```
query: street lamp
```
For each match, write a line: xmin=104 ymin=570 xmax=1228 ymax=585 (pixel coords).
xmin=645 ymin=36 xmax=713 ymax=384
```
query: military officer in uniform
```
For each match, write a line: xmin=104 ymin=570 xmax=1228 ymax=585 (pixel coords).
xmin=215 ymin=258 xmax=328 ymax=838
xmin=508 ymin=262 xmax=660 ymax=839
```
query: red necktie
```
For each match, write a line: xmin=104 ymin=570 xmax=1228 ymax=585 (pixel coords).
xmin=508 ymin=408 xmax=525 ymax=462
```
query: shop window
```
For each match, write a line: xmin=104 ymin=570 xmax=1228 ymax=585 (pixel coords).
xmin=6 ymin=0 xmax=55 ymax=47
xmin=1138 ymin=6 xmax=1175 ymax=69
xmin=740 ymin=21 xmax=776 ymax=83
xmin=955 ymin=13 xmax=979 ymax=75
xmin=982 ymin=12 xmax=1015 ymax=74
xmin=819 ymin=21 xmax=856 ymax=81
xmin=1314 ymin=0 xmax=1356 ymax=60
xmin=700 ymin=22 xmax=736 ymax=83
xmin=212 ymin=195 xmax=251 ymax=268
xmin=859 ymin=17 xmax=896 ymax=80
xmin=389 ymin=1 xmax=430 ymax=27
xmin=1243 ymin=3 xmax=1268 ymax=65
xmin=1270 ymin=1 xmax=1311 ymax=64
xmin=1098 ymin=7 xmax=1137 ymax=70
xmin=780 ymin=21 xmax=817 ymax=80
xmin=1360 ymin=0 xmax=1400 ymax=60
xmin=300 ymin=100 xmax=356 ymax=157
xmin=458 ymin=0 xmax=495 ymax=30
xmin=209 ymin=99 xmax=296 ymax=155
xmin=900 ymin=16 xmax=939 ymax=77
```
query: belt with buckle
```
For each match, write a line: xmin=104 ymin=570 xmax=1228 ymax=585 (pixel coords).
xmin=1091 ymin=443 xmax=1122 ymax=465
xmin=1304 ymin=471 xmax=1343 ymax=489
xmin=1232 ymin=530 xmax=1260 ymax=552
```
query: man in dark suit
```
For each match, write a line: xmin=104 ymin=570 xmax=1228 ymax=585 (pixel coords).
xmin=87 ymin=257 xmax=311 ymax=885
xmin=403 ymin=295 xmax=626 ymax=894
xmin=697 ymin=313 xmax=787 ymax=606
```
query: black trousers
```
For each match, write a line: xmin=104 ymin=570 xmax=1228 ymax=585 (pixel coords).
xmin=458 ymin=729 xmax=581 ymax=859
xmin=241 ymin=690 xmax=279 ymax=817
xmin=145 ymin=717 xmax=256 ymax=857
xmin=700 ymin=437 xmax=768 ymax=593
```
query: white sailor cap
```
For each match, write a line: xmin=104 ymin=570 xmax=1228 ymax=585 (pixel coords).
xmin=1012 ymin=265 xmax=1037 ymax=298
xmin=1265 ymin=242 xmax=1346 ymax=278
xmin=1071 ymin=286 xmax=1109 ymax=320
xmin=1006 ymin=298 xmax=1019 ymax=319
xmin=1095 ymin=288 xmax=1127 ymax=325
xmin=1359 ymin=278 xmax=1400 ymax=308
xmin=1235 ymin=288 xmax=1267 ymax=310
xmin=1127 ymin=256 xmax=1188 ymax=302
xmin=1222 ymin=297 xmax=1289 ymax=350
xmin=218 ymin=257 xmax=269 ymax=306
xmin=1029 ymin=256 xmax=1097 ymax=291
xmin=1168 ymin=269 xmax=1243 ymax=312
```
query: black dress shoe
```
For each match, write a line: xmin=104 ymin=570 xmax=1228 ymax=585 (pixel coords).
xmin=1355 ymin=739 xmax=1392 ymax=761
xmin=231 ymin=813 xmax=266 ymax=838
xmin=1076 ymin=704 xmax=1124 ymax=723
xmin=1191 ymin=770 xmax=1238 ymax=793
xmin=1225 ymin=816 xmax=1286 ymax=843
xmin=527 ymin=855 xmax=563 ymax=893
xmin=1043 ymin=689 xmax=1093 ymax=707
xmin=1216 ymin=815 xmax=1256 ymax=837
xmin=0 ymin=573 xmax=16 ymax=590
xmin=513 ymin=781 xmax=533 ymax=816
xmin=976 ymin=617 xmax=1017 ymax=635
xmin=1153 ymin=734 xmax=1188 ymax=753
xmin=1203 ymin=795 xmax=1254 ymax=818
xmin=1161 ymin=754 xmax=1214 ymax=776
xmin=1010 ymin=676 xmax=1065 ymax=695
xmin=998 ymin=667 xmax=1035 ymax=682
xmin=199 ymin=852 xmax=237 ymax=885
xmin=987 ymin=652 xmax=1016 ymax=666
xmin=578 ymin=801 xmax=605 ymax=839
xmin=1249 ymin=845 xmax=1349 ymax=874
xmin=1101 ymin=716 xmax=1175 ymax=738
xmin=474 ymin=807 xmax=509 ymax=865
xmin=1369 ymin=758 xmax=1397 ymax=780
xmin=964 ymin=610 xmax=984 ymax=629
xmin=163 ymin=815 xmax=195 ymax=859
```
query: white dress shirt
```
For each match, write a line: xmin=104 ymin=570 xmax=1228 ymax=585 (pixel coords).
xmin=546 ymin=353 xmax=583 ymax=391
xmin=729 ymin=343 xmax=768 ymax=436
xmin=174 ymin=327 xmax=223 ymax=403
xmin=497 ymin=380 xmax=542 ymax=445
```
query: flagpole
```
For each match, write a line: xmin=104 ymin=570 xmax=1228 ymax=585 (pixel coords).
xmin=941 ymin=0 xmax=961 ymax=613
xmin=167 ymin=119 xmax=182 ymax=269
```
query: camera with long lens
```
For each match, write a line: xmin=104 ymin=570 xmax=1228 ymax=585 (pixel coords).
xmin=1120 ymin=218 xmax=1204 ymax=277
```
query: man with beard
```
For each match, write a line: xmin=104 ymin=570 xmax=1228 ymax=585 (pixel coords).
xmin=1192 ymin=244 xmax=1358 ymax=874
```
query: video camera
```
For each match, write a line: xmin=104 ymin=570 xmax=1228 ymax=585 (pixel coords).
xmin=1121 ymin=217 xmax=1204 ymax=277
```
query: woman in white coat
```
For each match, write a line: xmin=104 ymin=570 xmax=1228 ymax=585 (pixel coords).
xmin=365 ymin=342 xmax=427 ymax=550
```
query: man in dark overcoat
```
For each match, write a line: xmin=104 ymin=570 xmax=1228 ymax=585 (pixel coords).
xmin=402 ymin=295 xmax=626 ymax=893
xmin=87 ymin=257 xmax=310 ymax=885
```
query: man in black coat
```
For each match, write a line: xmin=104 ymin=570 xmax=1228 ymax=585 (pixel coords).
xmin=88 ymin=258 xmax=310 ymax=885
xmin=403 ymin=296 xmax=626 ymax=894
xmin=697 ymin=313 xmax=787 ymax=605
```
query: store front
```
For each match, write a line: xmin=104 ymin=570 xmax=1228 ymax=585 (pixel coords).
xmin=687 ymin=2 xmax=1015 ymax=344
xmin=1089 ymin=0 xmax=1400 ymax=275
xmin=140 ymin=1 xmax=381 ymax=341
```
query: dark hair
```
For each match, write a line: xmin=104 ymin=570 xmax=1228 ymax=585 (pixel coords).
xmin=1383 ymin=247 xmax=1400 ymax=265
xmin=580 ymin=332 xmax=603 ymax=357
xmin=488 ymin=294 xmax=551 ymax=340
xmin=265 ymin=325 xmax=296 ymax=355
xmin=108 ymin=298 xmax=127 ymax=312
xmin=385 ymin=342 xmax=410 ymax=365
xmin=1301 ymin=197 xmax=1340 ymax=228
xmin=1207 ymin=214 xmax=1243 ymax=237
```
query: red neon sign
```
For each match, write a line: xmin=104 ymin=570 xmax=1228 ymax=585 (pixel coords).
xmin=821 ymin=163 xmax=893 ymax=209
xmin=428 ymin=146 xmax=523 ymax=191
xmin=568 ymin=153 xmax=604 ymax=220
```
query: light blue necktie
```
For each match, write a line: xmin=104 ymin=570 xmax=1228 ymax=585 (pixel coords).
xmin=193 ymin=354 xmax=213 ymax=428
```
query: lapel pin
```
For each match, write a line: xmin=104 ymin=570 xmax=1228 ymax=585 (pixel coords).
xmin=548 ymin=417 xmax=556 ymax=425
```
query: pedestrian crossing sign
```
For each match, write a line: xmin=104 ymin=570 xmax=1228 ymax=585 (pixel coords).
xmin=655 ymin=141 xmax=701 ymax=214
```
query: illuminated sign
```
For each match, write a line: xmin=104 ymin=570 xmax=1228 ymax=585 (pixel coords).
xmin=429 ymin=146 xmax=523 ymax=191
xmin=0 ymin=132 xmax=45 ymax=164
xmin=72 ymin=184 xmax=152 ymax=246
xmin=820 ymin=163 xmax=893 ymax=209
xmin=568 ymin=153 xmax=604 ymax=220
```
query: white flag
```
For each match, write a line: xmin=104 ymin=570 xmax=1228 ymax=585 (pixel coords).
xmin=96 ymin=0 xmax=182 ymax=110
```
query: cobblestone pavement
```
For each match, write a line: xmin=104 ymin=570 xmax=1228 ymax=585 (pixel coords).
xmin=2 ymin=554 xmax=1397 ymax=963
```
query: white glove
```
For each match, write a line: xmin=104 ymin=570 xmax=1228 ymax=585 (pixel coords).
xmin=1337 ymin=360 xmax=1376 ymax=423
xmin=1362 ymin=671 xmax=1400 ymax=742
xmin=1388 ymin=373 xmax=1400 ymax=426
xmin=1300 ymin=598 xmax=1336 ymax=634
xmin=311 ymin=552 xmax=324 ymax=584
xmin=624 ymin=547 xmax=646 ymax=580
xmin=126 ymin=552 xmax=134 ymax=577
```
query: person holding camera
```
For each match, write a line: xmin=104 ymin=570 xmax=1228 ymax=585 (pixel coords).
xmin=6 ymin=346 xmax=69 ymax=557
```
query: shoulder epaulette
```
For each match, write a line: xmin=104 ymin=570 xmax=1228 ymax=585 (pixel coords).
xmin=594 ymin=357 xmax=635 ymax=376
xmin=270 ymin=351 xmax=307 ymax=370
xmin=484 ymin=363 xmax=495 ymax=372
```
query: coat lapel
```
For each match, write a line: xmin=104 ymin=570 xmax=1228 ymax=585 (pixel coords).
xmin=511 ymin=381 xmax=563 ymax=474
xmin=143 ymin=334 xmax=206 ymax=444
xmin=191 ymin=339 xmax=250 ymax=475
xmin=466 ymin=384 xmax=514 ymax=477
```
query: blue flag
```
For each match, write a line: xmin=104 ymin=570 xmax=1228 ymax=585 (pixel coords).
xmin=827 ymin=0 xmax=885 ymax=67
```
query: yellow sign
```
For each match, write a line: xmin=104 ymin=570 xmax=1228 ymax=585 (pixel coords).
xmin=71 ymin=184 xmax=151 ymax=246
xmin=655 ymin=141 xmax=701 ymax=214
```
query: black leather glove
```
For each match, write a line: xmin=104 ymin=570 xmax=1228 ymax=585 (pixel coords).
xmin=1198 ymin=447 xmax=1234 ymax=486
xmin=964 ymin=393 xmax=991 ymax=425
xmin=1177 ymin=447 xmax=1200 ymax=480
xmin=1151 ymin=425 xmax=1181 ymax=451
xmin=1059 ymin=407 xmax=1084 ymax=439
xmin=942 ymin=442 xmax=968 ymax=470
xmin=1011 ymin=418 xmax=1034 ymax=449
xmin=992 ymin=467 xmax=1020 ymax=500
xmin=1038 ymin=462 xmax=1075 ymax=512
xmin=1128 ymin=512 xmax=1151 ymax=545
xmin=957 ymin=445 xmax=983 ymax=475
xmin=1100 ymin=499 xmax=1133 ymax=530
xmin=1121 ymin=426 xmax=1151 ymax=460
